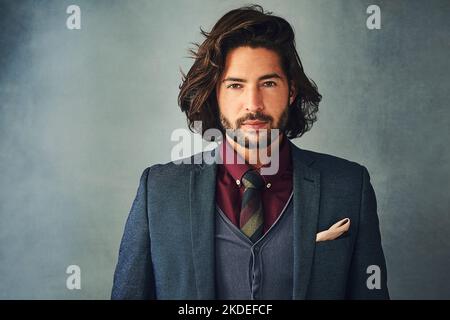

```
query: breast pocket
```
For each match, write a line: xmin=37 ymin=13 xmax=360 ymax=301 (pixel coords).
xmin=312 ymin=236 xmax=352 ymax=280
xmin=308 ymin=236 xmax=353 ymax=298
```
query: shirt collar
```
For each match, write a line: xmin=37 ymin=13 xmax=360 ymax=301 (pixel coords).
xmin=219 ymin=134 xmax=292 ymax=186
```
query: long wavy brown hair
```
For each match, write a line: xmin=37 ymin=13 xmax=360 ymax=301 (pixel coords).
xmin=178 ymin=4 xmax=322 ymax=140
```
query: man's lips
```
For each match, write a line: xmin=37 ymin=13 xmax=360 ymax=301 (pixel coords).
xmin=243 ymin=120 xmax=266 ymax=125
xmin=241 ymin=120 xmax=268 ymax=129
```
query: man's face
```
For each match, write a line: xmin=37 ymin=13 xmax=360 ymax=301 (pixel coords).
xmin=216 ymin=46 xmax=295 ymax=148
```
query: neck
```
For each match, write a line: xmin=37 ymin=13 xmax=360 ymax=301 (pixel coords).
xmin=226 ymin=134 xmax=284 ymax=169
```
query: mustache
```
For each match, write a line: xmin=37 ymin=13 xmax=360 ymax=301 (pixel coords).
xmin=236 ymin=112 xmax=273 ymax=127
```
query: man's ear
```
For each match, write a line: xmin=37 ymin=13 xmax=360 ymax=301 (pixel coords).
xmin=289 ymin=84 xmax=297 ymax=105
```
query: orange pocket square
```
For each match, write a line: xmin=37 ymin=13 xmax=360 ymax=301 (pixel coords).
xmin=316 ymin=218 xmax=350 ymax=242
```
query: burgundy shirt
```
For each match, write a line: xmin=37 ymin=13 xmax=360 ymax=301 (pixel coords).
xmin=216 ymin=136 xmax=293 ymax=234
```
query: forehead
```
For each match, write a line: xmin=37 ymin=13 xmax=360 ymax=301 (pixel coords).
xmin=221 ymin=46 xmax=284 ymax=77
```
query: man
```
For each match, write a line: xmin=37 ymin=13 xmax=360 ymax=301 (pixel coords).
xmin=112 ymin=5 xmax=389 ymax=300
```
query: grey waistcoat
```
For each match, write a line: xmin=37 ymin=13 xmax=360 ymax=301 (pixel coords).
xmin=215 ymin=192 xmax=294 ymax=300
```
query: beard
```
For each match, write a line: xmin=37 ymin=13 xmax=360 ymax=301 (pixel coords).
xmin=220 ymin=106 xmax=289 ymax=149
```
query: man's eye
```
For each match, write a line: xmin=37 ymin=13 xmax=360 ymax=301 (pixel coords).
xmin=226 ymin=83 xmax=242 ymax=89
xmin=263 ymin=81 xmax=277 ymax=87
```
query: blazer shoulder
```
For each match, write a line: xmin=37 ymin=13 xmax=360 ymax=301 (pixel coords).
xmin=140 ymin=149 xmax=211 ymax=181
xmin=297 ymin=147 xmax=367 ymax=177
xmin=295 ymin=148 xmax=372 ymax=198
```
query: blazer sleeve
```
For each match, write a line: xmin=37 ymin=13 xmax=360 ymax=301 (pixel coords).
xmin=111 ymin=167 xmax=156 ymax=299
xmin=346 ymin=166 xmax=390 ymax=299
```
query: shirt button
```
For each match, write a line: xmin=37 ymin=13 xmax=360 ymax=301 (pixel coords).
xmin=236 ymin=179 xmax=241 ymax=186
xmin=266 ymin=183 xmax=271 ymax=189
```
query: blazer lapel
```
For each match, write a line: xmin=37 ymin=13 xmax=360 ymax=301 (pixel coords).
xmin=290 ymin=141 xmax=321 ymax=299
xmin=189 ymin=147 xmax=219 ymax=299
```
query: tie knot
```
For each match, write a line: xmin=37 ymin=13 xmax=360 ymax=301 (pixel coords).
xmin=241 ymin=170 xmax=264 ymax=190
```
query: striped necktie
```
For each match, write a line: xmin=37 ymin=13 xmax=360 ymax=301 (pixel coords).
xmin=239 ymin=169 xmax=265 ymax=243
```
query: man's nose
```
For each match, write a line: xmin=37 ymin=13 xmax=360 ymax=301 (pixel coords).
xmin=244 ymin=87 xmax=264 ymax=112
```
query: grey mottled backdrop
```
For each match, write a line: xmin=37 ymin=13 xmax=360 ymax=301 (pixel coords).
xmin=0 ymin=0 xmax=449 ymax=299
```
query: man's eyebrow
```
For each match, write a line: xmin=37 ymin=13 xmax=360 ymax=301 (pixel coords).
xmin=222 ymin=73 xmax=283 ymax=83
